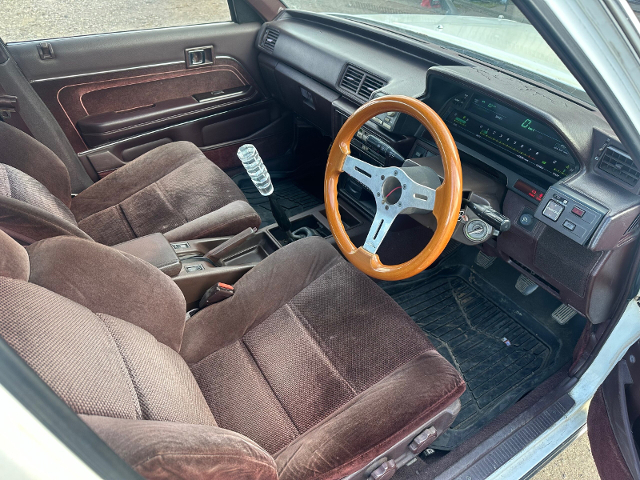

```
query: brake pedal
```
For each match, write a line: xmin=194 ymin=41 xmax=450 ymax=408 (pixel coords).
xmin=515 ymin=274 xmax=538 ymax=296
xmin=475 ymin=251 xmax=496 ymax=269
xmin=552 ymin=304 xmax=578 ymax=325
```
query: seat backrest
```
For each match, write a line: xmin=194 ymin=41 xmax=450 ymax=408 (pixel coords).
xmin=0 ymin=229 xmax=278 ymax=480
xmin=0 ymin=121 xmax=72 ymax=204
xmin=0 ymin=39 xmax=94 ymax=192
xmin=0 ymin=161 xmax=90 ymax=243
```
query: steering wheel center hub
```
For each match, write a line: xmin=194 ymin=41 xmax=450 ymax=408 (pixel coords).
xmin=382 ymin=176 xmax=403 ymax=205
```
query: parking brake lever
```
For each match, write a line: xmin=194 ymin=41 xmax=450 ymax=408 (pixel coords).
xmin=464 ymin=200 xmax=511 ymax=232
xmin=205 ymin=227 xmax=257 ymax=265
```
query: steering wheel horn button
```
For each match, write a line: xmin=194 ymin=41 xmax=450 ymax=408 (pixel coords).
xmin=343 ymin=155 xmax=437 ymax=254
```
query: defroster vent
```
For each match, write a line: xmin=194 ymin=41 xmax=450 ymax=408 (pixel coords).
xmin=598 ymin=145 xmax=640 ymax=187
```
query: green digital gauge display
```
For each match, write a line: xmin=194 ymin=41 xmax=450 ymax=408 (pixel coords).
xmin=446 ymin=94 xmax=577 ymax=179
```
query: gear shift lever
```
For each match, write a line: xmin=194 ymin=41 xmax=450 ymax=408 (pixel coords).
xmin=237 ymin=144 xmax=311 ymax=242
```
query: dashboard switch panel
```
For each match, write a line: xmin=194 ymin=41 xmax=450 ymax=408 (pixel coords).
xmin=534 ymin=185 xmax=606 ymax=245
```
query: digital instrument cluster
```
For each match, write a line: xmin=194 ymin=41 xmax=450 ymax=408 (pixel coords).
xmin=444 ymin=93 xmax=577 ymax=180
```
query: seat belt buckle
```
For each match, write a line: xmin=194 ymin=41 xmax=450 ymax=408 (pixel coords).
xmin=199 ymin=282 xmax=234 ymax=308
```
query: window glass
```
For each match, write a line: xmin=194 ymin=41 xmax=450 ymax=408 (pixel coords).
xmin=2 ymin=0 xmax=231 ymax=43
xmin=284 ymin=0 xmax=591 ymax=104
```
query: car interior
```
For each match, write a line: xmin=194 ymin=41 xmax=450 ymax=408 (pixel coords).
xmin=1 ymin=1 xmax=640 ymax=479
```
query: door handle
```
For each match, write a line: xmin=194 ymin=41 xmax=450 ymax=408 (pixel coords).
xmin=185 ymin=46 xmax=214 ymax=68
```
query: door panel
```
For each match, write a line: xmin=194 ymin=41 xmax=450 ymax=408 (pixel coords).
xmin=588 ymin=342 xmax=640 ymax=480
xmin=6 ymin=22 xmax=294 ymax=178
xmin=32 ymin=58 xmax=261 ymax=151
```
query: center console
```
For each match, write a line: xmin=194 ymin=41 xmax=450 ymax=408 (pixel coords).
xmin=116 ymin=202 xmax=367 ymax=309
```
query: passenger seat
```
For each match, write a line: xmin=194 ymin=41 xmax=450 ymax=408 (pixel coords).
xmin=0 ymin=121 xmax=260 ymax=245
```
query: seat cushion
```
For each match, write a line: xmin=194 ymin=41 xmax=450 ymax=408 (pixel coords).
xmin=0 ymin=163 xmax=76 ymax=225
xmin=71 ymin=141 xmax=260 ymax=245
xmin=184 ymin=237 xmax=466 ymax=478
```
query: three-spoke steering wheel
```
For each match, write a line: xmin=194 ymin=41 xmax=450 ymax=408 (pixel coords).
xmin=324 ymin=95 xmax=463 ymax=281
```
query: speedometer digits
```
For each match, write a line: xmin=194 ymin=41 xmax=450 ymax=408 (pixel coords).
xmin=445 ymin=93 xmax=577 ymax=179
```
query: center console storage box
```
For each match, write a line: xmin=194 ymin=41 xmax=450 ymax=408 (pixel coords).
xmin=113 ymin=233 xmax=181 ymax=276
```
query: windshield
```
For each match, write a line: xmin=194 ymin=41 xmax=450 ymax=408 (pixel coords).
xmin=283 ymin=0 xmax=591 ymax=103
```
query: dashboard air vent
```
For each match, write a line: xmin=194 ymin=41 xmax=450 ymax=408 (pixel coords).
xmin=340 ymin=66 xmax=364 ymax=95
xmin=598 ymin=146 xmax=640 ymax=187
xmin=340 ymin=65 xmax=386 ymax=101
xmin=359 ymin=75 xmax=385 ymax=99
xmin=262 ymin=29 xmax=279 ymax=53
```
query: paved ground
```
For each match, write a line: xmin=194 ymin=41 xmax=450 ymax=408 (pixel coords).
xmin=1 ymin=0 xmax=231 ymax=42
xmin=1 ymin=1 xmax=602 ymax=479
xmin=533 ymin=431 xmax=600 ymax=480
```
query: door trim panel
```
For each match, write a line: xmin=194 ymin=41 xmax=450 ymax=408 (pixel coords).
xmin=30 ymin=57 xmax=263 ymax=152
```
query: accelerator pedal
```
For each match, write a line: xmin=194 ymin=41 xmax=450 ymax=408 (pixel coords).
xmin=515 ymin=274 xmax=539 ymax=296
xmin=552 ymin=304 xmax=578 ymax=325
xmin=475 ymin=251 xmax=496 ymax=269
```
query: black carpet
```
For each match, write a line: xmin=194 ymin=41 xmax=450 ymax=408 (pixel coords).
xmin=238 ymin=175 xmax=324 ymax=228
xmin=379 ymin=264 xmax=568 ymax=451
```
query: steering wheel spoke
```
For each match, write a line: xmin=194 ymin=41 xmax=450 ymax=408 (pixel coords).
xmin=342 ymin=155 xmax=385 ymax=192
xmin=363 ymin=208 xmax=397 ymax=254
xmin=402 ymin=181 xmax=437 ymax=212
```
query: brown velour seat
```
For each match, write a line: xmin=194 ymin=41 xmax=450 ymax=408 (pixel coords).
xmin=0 ymin=121 xmax=260 ymax=245
xmin=0 ymin=231 xmax=465 ymax=480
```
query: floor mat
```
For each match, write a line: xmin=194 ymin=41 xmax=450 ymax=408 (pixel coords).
xmin=238 ymin=176 xmax=324 ymax=228
xmin=379 ymin=265 xmax=568 ymax=451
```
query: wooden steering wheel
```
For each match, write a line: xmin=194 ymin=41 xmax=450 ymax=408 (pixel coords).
xmin=324 ymin=95 xmax=463 ymax=281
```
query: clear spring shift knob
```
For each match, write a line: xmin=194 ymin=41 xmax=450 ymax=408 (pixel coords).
xmin=237 ymin=144 xmax=273 ymax=196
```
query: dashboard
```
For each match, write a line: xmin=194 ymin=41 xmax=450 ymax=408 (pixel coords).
xmin=255 ymin=10 xmax=640 ymax=324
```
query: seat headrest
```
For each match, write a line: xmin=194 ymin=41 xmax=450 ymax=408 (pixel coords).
xmin=0 ymin=229 xmax=29 ymax=281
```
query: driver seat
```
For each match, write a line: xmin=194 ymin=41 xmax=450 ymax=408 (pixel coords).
xmin=0 ymin=230 xmax=465 ymax=480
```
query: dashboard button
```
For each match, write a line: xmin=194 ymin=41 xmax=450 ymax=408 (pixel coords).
xmin=571 ymin=206 xmax=585 ymax=217
xmin=519 ymin=213 xmax=534 ymax=226
xmin=542 ymin=200 xmax=564 ymax=221
xmin=562 ymin=220 xmax=576 ymax=231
